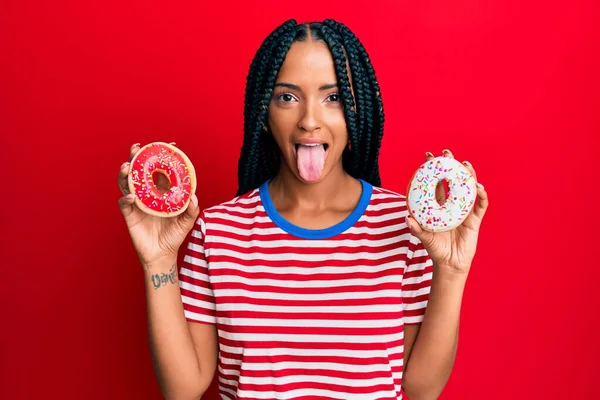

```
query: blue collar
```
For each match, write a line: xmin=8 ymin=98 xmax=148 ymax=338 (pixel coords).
xmin=259 ymin=179 xmax=373 ymax=240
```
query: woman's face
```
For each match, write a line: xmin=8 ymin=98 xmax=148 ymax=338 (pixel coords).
xmin=267 ymin=40 xmax=349 ymax=184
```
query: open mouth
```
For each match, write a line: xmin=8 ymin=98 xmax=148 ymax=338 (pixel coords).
xmin=293 ymin=143 xmax=329 ymax=153
xmin=293 ymin=142 xmax=329 ymax=182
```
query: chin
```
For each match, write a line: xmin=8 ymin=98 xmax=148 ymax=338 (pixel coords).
xmin=295 ymin=171 xmax=328 ymax=184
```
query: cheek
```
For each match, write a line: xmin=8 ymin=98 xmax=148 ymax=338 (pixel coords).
xmin=268 ymin=109 xmax=295 ymax=148
xmin=270 ymin=103 xmax=300 ymax=126
xmin=322 ymin=104 xmax=346 ymax=125
xmin=323 ymin=109 xmax=348 ymax=146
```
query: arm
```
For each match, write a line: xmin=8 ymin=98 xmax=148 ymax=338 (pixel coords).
xmin=145 ymin=257 xmax=218 ymax=400
xmin=402 ymin=152 xmax=489 ymax=400
xmin=402 ymin=268 xmax=465 ymax=400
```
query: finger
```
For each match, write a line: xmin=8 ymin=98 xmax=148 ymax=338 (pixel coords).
xmin=442 ymin=149 xmax=454 ymax=159
xmin=118 ymin=161 xmax=131 ymax=196
xmin=406 ymin=214 xmax=433 ymax=244
xmin=130 ymin=143 xmax=141 ymax=161
xmin=461 ymin=160 xmax=478 ymax=182
xmin=473 ymin=182 xmax=489 ymax=219
xmin=425 ymin=151 xmax=434 ymax=161
xmin=180 ymin=194 xmax=200 ymax=227
xmin=118 ymin=193 xmax=136 ymax=218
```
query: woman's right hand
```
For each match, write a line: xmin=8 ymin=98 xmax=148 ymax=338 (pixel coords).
xmin=117 ymin=143 xmax=200 ymax=269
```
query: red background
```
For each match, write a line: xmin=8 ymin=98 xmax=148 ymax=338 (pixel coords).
xmin=1 ymin=0 xmax=599 ymax=399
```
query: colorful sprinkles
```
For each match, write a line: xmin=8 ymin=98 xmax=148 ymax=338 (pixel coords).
xmin=129 ymin=143 xmax=195 ymax=215
xmin=407 ymin=156 xmax=477 ymax=232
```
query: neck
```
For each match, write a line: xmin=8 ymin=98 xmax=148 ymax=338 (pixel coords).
xmin=269 ymin=160 xmax=358 ymax=211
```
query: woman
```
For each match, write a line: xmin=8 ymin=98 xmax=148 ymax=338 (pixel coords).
xmin=117 ymin=19 xmax=488 ymax=400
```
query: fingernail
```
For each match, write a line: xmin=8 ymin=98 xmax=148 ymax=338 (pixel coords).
xmin=191 ymin=194 xmax=198 ymax=207
xmin=425 ymin=152 xmax=434 ymax=158
xmin=477 ymin=183 xmax=484 ymax=189
xmin=130 ymin=142 xmax=140 ymax=150
xmin=121 ymin=161 xmax=130 ymax=169
xmin=126 ymin=193 xmax=135 ymax=199
xmin=462 ymin=160 xmax=472 ymax=167
xmin=442 ymin=149 xmax=451 ymax=156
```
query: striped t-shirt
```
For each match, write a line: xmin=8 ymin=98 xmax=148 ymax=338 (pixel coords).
xmin=179 ymin=179 xmax=433 ymax=400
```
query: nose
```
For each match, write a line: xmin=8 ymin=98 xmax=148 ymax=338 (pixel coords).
xmin=297 ymin=99 xmax=321 ymax=133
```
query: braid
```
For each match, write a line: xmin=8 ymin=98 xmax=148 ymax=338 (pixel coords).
xmin=236 ymin=19 xmax=385 ymax=196
xmin=323 ymin=19 xmax=385 ymax=185
xmin=237 ymin=20 xmax=297 ymax=195
xmin=326 ymin=20 xmax=385 ymax=184
xmin=321 ymin=23 xmax=370 ymax=178
xmin=243 ymin=21 xmax=295 ymax=135
xmin=319 ymin=25 xmax=360 ymax=174
xmin=254 ymin=31 xmax=297 ymax=186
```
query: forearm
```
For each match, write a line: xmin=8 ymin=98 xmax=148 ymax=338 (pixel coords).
xmin=402 ymin=267 xmax=467 ymax=400
xmin=144 ymin=257 xmax=204 ymax=400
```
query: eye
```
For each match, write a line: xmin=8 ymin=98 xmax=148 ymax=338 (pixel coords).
xmin=275 ymin=92 xmax=297 ymax=103
xmin=326 ymin=93 xmax=341 ymax=102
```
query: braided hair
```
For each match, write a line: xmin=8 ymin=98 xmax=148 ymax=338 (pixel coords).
xmin=236 ymin=19 xmax=385 ymax=196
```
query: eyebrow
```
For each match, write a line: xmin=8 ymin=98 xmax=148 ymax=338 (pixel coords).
xmin=274 ymin=82 xmax=338 ymax=91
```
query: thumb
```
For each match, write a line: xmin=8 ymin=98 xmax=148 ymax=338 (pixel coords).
xmin=180 ymin=193 xmax=200 ymax=227
xmin=118 ymin=194 xmax=136 ymax=218
xmin=405 ymin=214 xmax=432 ymax=244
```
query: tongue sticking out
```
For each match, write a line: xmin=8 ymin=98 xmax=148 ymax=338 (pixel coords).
xmin=296 ymin=144 xmax=326 ymax=182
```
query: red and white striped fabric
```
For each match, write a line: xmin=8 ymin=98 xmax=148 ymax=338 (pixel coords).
xmin=179 ymin=180 xmax=433 ymax=400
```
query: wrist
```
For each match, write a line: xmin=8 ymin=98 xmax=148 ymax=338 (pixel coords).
xmin=433 ymin=263 xmax=469 ymax=284
xmin=141 ymin=254 xmax=178 ymax=272
xmin=143 ymin=257 xmax=180 ymax=292
xmin=430 ymin=267 xmax=468 ymax=305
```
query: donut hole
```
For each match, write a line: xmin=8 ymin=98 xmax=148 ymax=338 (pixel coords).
xmin=152 ymin=171 xmax=171 ymax=194
xmin=435 ymin=179 xmax=450 ymax=205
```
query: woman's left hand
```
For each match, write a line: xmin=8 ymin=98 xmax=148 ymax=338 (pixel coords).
xmin=405 ymin=149 xmax=489 ymax=275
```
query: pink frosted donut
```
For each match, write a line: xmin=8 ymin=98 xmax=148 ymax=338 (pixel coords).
xmin=128 ymin=142 xmax=197 ymax=217
xmin=407 ymin=156 xmax=477 ymax=232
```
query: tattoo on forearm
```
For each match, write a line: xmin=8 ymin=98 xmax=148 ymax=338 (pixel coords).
xmin=151 ymin=265 xmax=178 ymax=290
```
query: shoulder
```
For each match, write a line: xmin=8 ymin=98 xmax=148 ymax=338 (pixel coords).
xmin=198 ymin=187 xmax=262 ymax=225
xmin=370 ymin=184 xmax=406 ymax=200
xmin=368 ymin=184 xmax=408 ymax=211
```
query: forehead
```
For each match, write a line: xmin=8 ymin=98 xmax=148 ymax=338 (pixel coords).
xmin=276 ymin=41 xmax=337 ymax=84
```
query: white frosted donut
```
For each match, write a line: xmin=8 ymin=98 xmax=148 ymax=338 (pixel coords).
xmin=407 ymin=156 xmax=477 ymax=232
